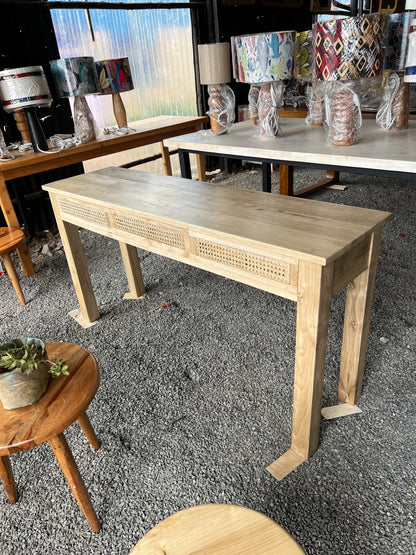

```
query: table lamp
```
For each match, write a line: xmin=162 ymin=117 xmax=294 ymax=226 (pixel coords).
xmin=377 ymin=11 xmax=414 ymax=131
xmin=231 ymin=31 xmax=296 ymax=138
xmin=95 ymin=57 xmax=134 ymax=129
xmin=313 ymin=13 xmax=386 ymax=146
xmin=295 ymin=30 xmax=324 ymax=127
xmin=0 ymin=65 xmax=52 ymax=152
xmin=50 ymin=56 xmax=100 ymax=144
xmin=198 ymin=43 xmax=235 ymax=135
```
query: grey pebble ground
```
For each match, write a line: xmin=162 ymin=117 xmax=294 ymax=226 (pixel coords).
xmin=0 ymin=166 xmax=415 ymax=554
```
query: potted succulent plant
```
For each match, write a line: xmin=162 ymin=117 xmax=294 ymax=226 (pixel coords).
xmin=0 ymin=337 xmax=68 ymax=410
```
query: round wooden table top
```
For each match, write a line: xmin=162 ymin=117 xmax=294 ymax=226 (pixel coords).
xmin=0 ymin=227 xmax=24 ymax=256
xmin=0 ymin=342 xmax=99 ymax=456
xmin=130 ymin=504 xmax=305 ymax=554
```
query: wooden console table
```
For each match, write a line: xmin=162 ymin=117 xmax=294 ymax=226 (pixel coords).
xmin=0 ymin=115 xmax=207 ymax=276
xmin=44 ymin=167 xmax=390 ymax=479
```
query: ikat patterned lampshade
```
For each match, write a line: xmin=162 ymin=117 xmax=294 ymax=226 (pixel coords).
xmin=313 ymin=13 xmax=386 ymax=81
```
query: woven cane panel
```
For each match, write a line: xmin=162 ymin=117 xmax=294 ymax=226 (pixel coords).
xmin=58 ymin=199 xmax=108 ymax=227
xmin=114 ymin=215 xmax=185 ymax=249
xmin=196 ymin=239 xmax=290 ymax=283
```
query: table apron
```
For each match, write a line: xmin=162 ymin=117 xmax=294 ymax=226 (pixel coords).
xmin=178 ymin=149 xmax=416 ymax=181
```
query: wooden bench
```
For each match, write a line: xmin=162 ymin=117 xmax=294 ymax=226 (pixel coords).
xmin=43 ymin=167 xmax=391 ymax=479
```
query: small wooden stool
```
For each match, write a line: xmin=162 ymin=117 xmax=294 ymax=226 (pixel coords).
xmin=130 ymin=504 xmax=305 ymax=554
xmin=0 ymin=342 xmax=101 ymax=533
xmin=0 ymin=227 xmax=26 ymax=305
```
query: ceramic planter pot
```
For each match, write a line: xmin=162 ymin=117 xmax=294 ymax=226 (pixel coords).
xmin=0 ymin=338 xmax=51 ymax=410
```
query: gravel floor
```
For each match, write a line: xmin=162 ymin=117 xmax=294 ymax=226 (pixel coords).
xmin=0 ymin=165 xmax=415 ymax=555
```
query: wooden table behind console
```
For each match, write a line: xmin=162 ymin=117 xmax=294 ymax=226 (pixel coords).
xmin=166 ymin=118 xmax=416 ymax=194
xmin=44 ymin=167 xmax=391 ymax=479
xmin=0 ymin=115 xmax=207 ymax=276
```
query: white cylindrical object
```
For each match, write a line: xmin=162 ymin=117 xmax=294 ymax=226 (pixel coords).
xmin=198 ymin=43 xmax=231 ymax=85
xmin=405 ymin=0 xmax=416 ymax=10
xmin=405 ymin=27 xmax=416 ymax=81
xmin=0 ymin=66 xmax=51 ymax=113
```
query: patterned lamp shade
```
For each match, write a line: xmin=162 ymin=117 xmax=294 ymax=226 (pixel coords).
xmin=96 ymin=58 xmax=134 ymax=95
xmin=0 ymin=66 xmax=52 ymax=113
xmin=384 ymin=11 xmax=415 ymax=71
xmin=294 ymin=30 xmax=313 ymax=79
xmin=231 ymin=31 xmax=296 ymax=83
xmin=50 ymin=56 xmax=100 ymax=97
xmin=313 ymin=13 xmax=387 ymax=81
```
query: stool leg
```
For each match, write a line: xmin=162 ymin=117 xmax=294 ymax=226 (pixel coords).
xmin=49 ymin=432 xmax=101 ymax=533
xmin=77 ymin=411 xmax=100 ymax=450
xmin=0 ymin=456 xmax=18 ymax=503
xmin=2 ymin=253 xmax=26 ymax=306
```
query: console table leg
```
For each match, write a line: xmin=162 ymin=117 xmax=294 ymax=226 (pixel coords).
xmin=267 ymin=260 xmax=334 ymax=479
xmin=119 ymin=242 xmax=146 ymax=299
xmin=0 ymin=455 xmax=18 ymax=503
xmin=338 ymin=229 xmax=382 ymax=405
xmin=50 ymin=195 xmax=99 ymax=324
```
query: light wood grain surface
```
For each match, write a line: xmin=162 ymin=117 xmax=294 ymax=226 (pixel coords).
xmin=0 ymin=342 xmax=99 ymax=455
xmin=165 ymin=118 xmax=416 ymax=175
xmin=130 ymin=504 xmax=305 ymax=554
xmin=43 ymin=166 xmax=390 ymax=267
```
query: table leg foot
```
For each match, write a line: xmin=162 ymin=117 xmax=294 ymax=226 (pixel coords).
xmin=321 ymin=403 xmax=362 ymax=420
xmin=0 ymin=456 xmax=18 ymax=503
xmin=266 ymin=448 xmax=306 ymax=480
xmin=69 ymin=309 xmax=98 ymax=329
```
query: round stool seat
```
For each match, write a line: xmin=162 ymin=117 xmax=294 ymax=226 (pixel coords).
xmin=0 ymin=342 xmax=99 ymax=454
xmin=0 ymin=342 xmax=101 ymax=533
xmin=130 ymin=504 xmax=305 ymax=554
xmin=0 ymin=227 xmax=24 ymax=256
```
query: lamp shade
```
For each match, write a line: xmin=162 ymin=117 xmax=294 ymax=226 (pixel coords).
xmin=313 ymin=13 xmax=386 ymax=81
xmin=231 ymin=31 xmax=296 ymax=84
xmin=384 ymin=11 xmax=415 ymax=71
xmin=198 ymin=43 xmax=231 ymax=84
xmin=0 ymin=66 xmax=52 ymax=113
xmin=50 ymin=56 xmax=99 ymax=97
xmin=405 ymin=20 xmax=416 ymax=81
xmin=96 ymin=57 xmax=134 ymax=94
xmin=295 ymin=30 xmax=313 ymax=79
xmin=405 ymin=0 xmax=416 ymax=9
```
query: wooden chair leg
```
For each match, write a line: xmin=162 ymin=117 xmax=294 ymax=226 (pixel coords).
xmin=49 ymin=432 xmax=101 ymax=533
xmin=77 ymin=411 xmax=100 ymax=450
xmin=2 ymin=253 xmax=26 ymax=305
xmin=0 ymin=455 xmax=18 ymax=503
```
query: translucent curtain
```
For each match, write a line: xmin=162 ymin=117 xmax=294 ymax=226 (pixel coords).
xmin=49 ymin=0 xmax=197 ymax=129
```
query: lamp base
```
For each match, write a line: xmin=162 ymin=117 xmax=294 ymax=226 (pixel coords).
xmin=207 ymin=84 xmax=235 ymax=135
xmin=258 ymin=82 xmax=285 ymax=138
xmin=112 ymin=93 xmax=128 ymax=129
xmin=74 ymin=96 xmax=97 ymax=143
xmin=26 ymin=108 xmax=48 ymax=152
xmin=324 ymin=82 xmax=361 ymax=146
xmin=13 ymin=110 xmax=32 ymax=144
